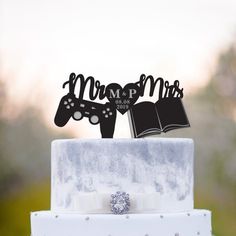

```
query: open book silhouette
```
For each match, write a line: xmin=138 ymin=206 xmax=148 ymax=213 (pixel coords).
xmin=128 ymin=98 xmax=190 ymax=138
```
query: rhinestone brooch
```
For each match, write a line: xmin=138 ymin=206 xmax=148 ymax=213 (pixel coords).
xmin=110 ymin=191 xmax=130 ymax=214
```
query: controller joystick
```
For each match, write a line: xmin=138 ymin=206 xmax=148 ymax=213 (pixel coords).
xmin=73 ymin=111 xmax=83 ymax=121
xmin=89 ymin=115 xmax=99 ymax=125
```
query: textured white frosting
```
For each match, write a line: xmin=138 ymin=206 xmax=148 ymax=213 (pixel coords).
xmin=31 ymin=210 xmax=212 ymax=236
xmin=51 ymin=138 xmax=194 ymax=213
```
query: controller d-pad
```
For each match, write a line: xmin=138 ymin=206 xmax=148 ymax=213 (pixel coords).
xmin=64 ymin=97 xmax=75 ymax=109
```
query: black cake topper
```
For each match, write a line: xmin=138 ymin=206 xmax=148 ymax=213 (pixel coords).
xmin=54 ymin=73 xmax=190 ymax=138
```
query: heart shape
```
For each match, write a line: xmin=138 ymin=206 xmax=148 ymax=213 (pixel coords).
xmin=105 ymin=83 xmax=140 ymax=114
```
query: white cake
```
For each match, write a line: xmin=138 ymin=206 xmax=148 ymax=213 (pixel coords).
xmin=31 ymin=138 xmax=212 ymax=236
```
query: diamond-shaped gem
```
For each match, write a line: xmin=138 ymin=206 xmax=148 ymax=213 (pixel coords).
xmin=110 ymin=191 xmax=130 ymax=214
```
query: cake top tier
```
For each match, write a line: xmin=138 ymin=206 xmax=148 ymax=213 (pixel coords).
xmin=51 ymin=138 xmax=194 ymax=213
xmin=52 ymin=138 xmax=193 ymax=162
xmin=51 ymin=138 xmax=193 ymax=180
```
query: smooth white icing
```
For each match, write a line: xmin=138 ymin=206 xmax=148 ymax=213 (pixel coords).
xmin=31 ymin=210 xmax=212 ymax=236
xmin=51 ymin=138 xmax=194 ymax=213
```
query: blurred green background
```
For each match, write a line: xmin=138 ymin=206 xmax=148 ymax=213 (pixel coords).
xmin=0 ymin=39 xmax=236 ymax=236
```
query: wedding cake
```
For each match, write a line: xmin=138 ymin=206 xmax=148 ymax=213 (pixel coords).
xmin=30 ymin=138 xmax=212 ymax=236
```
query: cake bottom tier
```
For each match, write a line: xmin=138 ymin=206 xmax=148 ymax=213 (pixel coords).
xmin=31 ymin=209 xmax=212 ymax=236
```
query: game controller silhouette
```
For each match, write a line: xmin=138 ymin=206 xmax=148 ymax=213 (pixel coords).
xmin=54 ymin=74 xmax=117 ymax=138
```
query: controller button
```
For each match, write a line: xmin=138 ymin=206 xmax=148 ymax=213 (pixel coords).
xmin=105 ymin=114 xmax=109 ymax=118
xmin=90 ymin=115 xmax=99 ymax=124
xmin=73 ymin=111 xmax=82 ymax=120
xmin=109 ymin=112 xmax=113 ymax=115
xmin=106 ymin=107 xmax=110 ymax=111
xmin=64 ymin=101 xmax=68 ymax=105
xmin=68 ymin=98 xmax=72 ymax=102
xmin=102 ymin=110 xmax=106 ymax=114
xmin=71 ymin=103 xmax=74 ymax=107
xmin=80 ymin=104 xmax=85 ymax=108
xmin=66 ymin=105 xmax=70 ymax=109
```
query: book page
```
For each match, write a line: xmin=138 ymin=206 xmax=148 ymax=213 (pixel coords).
xmin=129 ymin=101 xmax=161 ymax=137
xmin=155 ymin=98 xmax=190 ymax=132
